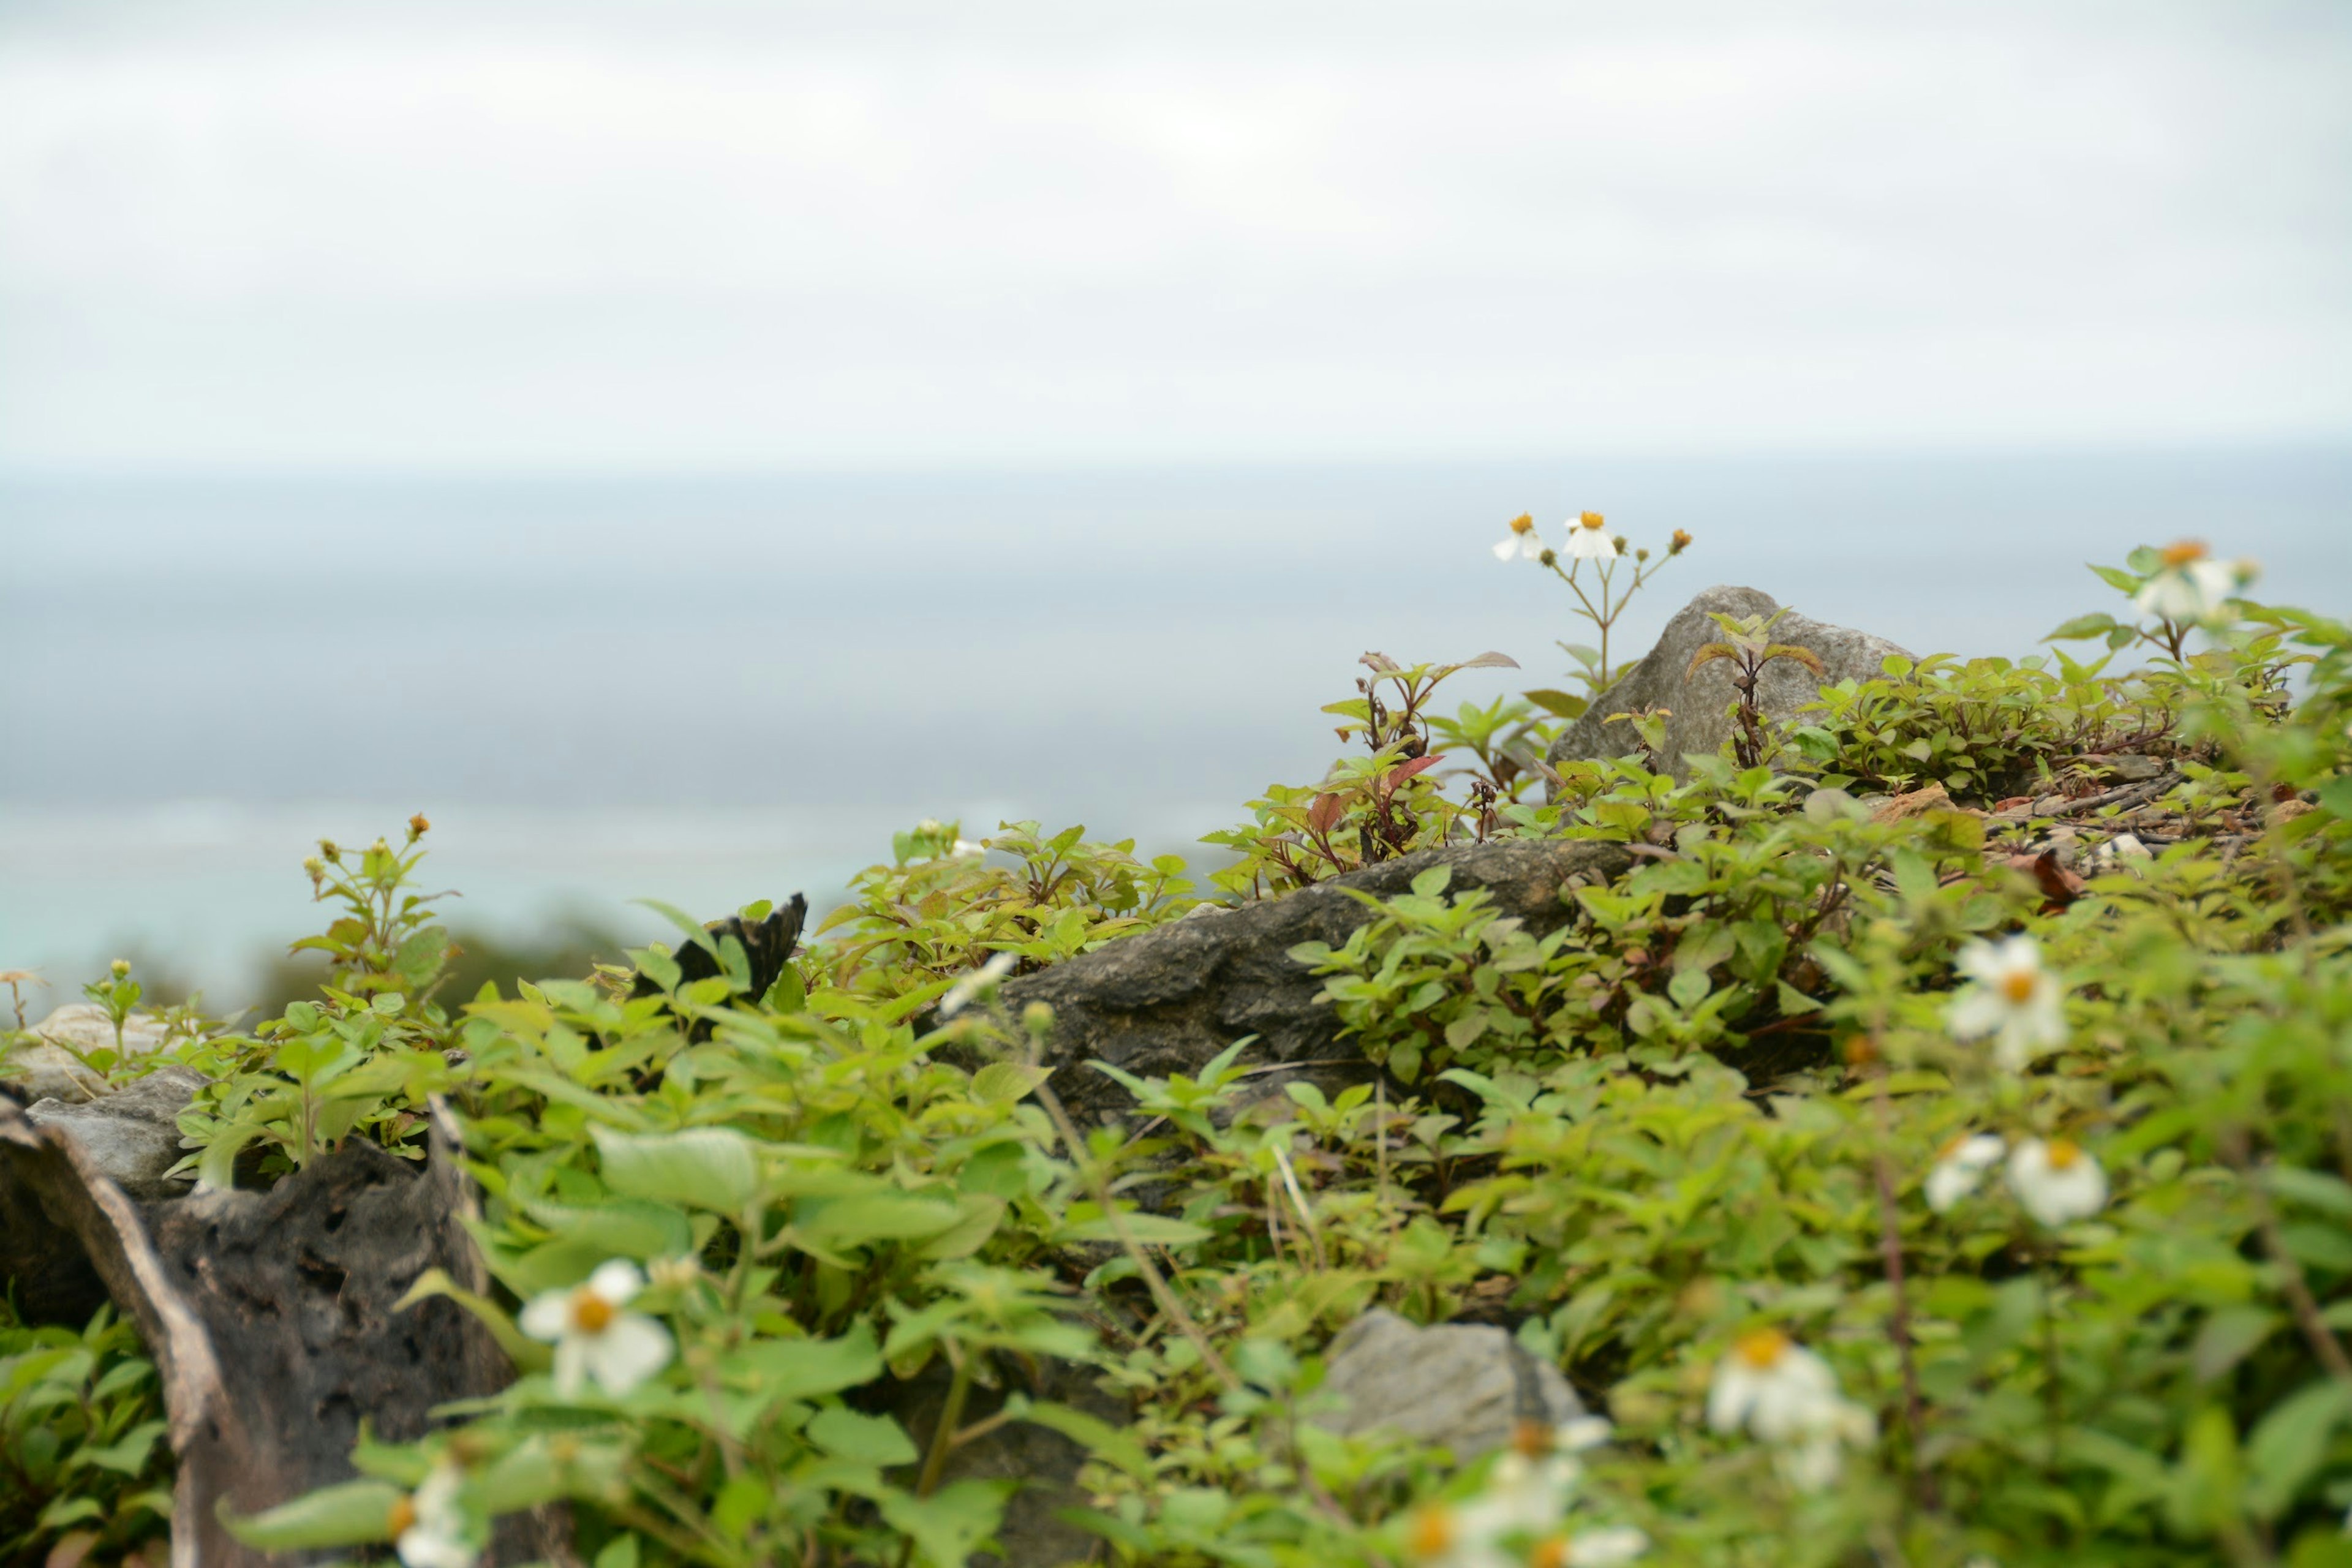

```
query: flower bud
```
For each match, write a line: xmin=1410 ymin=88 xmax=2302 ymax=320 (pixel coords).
xmin=1022 ymin=1000 xmax=1058 ymax=1038
xmin=109 ymin=957 xmax=131 ymax=979
xmin=1671 ymin=529 xmax=1692 ymax=554
xmin=1611 ymin=534 xmax=1629 ymax=556
xmin=407 ymin=812 xmax=431 ymax=840
xmin=1635 ymin=546 xmax=1651 ymax=562
xmin=319 ymin=839 xmax=341 ymax=862
xmin=369 ymin=838 xmax=390 ymax=858
xmin=1537 ymin=548 xmax=1557 ymax=567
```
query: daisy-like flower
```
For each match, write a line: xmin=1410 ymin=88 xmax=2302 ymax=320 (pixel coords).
xmin=1707 ymin=1329 xmax=1875 ymax=1490
xmin=391 ymin=1463 xmax=478 ymax=1568
xmin=1925 ymin=1133 xmax=2007 ymax=1213
xmin=519 ymin=1259 xmax=673 ymax=1398
xmin=1405 ymin=1499 xmax=1513 ymax=1568
xmin=1947 ymin=935 xmax=2066 ymax=1071
xmin=2007 ymin=1137 xmax=2108 ymax=1227
xmin=2133 ymin=540 xmax=2255 ymax=624
xmin=1561 ymin=511 xmax=1620 ymax=562
xmin=1526 ymin=1528 xmax=1651 ymax=1567
xmin=939 ymin=951 xmax=1018 ymax=1017
xmin=1494 ymin=513 xmax=1544 ymax=562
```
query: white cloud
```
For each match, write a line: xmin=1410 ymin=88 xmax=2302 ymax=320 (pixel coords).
xmin=1 ymin=1 xmax=2346 ymax=467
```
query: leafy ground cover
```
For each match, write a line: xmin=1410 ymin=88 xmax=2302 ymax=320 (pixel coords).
xmin=6 ymin=531 xmax=2351 ymax=1567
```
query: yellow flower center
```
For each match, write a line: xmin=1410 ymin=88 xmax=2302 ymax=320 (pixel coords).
xmin=570 ymin=1288 xmax=616 ymax=1335
xmin=2046 ymin=1139 xmax=2081 ymax=1171
xmin=386 ymin=1497 xmax=418 ymax=1537
xmin=1409 ymin=1506 xmax=1456 ymax=1558
xmin=1578 ymin=511 xmax=1606 ymax=530
xmin=2160 ymin=540 xmax=2207 ymax=568
xmin=2000 ymin=968 xmax=2039 ymax=1005
xmin=1510 ymin=1417 xmax=1553 ymax=1459
xmin=1734 ymin=1327 xmax=1789 ymax=1370
xmin=1937 ymin=1134 xmax=1970 ymax=1161
xmin=1529 ymin=1539 xmax=1571 ymax=1568
xmin=1509 ymin=513 xmax=1535 ymax=535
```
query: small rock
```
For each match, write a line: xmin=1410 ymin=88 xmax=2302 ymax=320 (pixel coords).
xmin=2071 ymin=753 xmax=2166 ymax=782
xmin=2043 ymin=827 xmax=2081 ymax=869
xmin=1870 ymin=782 xmax=1951 ymax=824
xmin=2274 ymin=799 xmax=2316 ymax=824
xmin=4 ymin=1003 xmax=176 ymax=1104
xmin=1309 ymin=1307 xmax=1583 ymax=1461
xmin=24 ymin=1066 xmax=206 ymax=1200
xmin=1545 ymin=586 xmax=1912 ymax=779
xmin=2091 ymin=834 xmax=2152 ymax=873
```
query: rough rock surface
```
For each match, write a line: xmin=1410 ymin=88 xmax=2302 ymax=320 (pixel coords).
xmin=1002 ymin=838 xmax=1632 ymax=1126
xmin=24 ymin=1066 xmax=206 ymax=1200
xmin=4 ymin=1003 xmax=177 ymax=1102
xmin=0 ymin=1066 xmax=206 ymax=1325
xmin=1308 ymin=1308 xmax=1584 ymax=1459
xmin=1545 ymin=585 xmax=1912 ymax=778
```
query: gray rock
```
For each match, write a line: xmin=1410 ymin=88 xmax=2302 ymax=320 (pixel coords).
xmin=5 ymin=1003 xmax=177 ymax=1102
xmin=1308 ymin=1308 xmax=1583 ymax=1460
xmin=1545 ymin=585 xmax=1912 ymax=778
xmin=1001 ymin=838 xmax=1632 ymax=1126
xmin=24 ymin=1065 xmax=206 ymax=1200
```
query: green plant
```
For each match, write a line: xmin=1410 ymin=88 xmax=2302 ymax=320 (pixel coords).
xmin=1491 ymin=510 xmax=1692 ymax=715
xmin=0 ymin=1300 xmax=172 ymax=1566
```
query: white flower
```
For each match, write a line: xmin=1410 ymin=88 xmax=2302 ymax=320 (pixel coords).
xmin=519 ymin=1259 xmax=673 ymax=1398
xmin=1561 ymin=511 xmax=1621 ymax=562
xmin=2134 ymin=541 xmax=2255 ymax=624
xmin=1530 ymin=1527 xmax=1651 ymax=1566
xmin=950 ymin=838 xmax=987 ymax=858
xmin=1925 ymin=1133 xmax=2007 ymax=1213
xmin=1947 ymin=935 xmax=2066 ymax=1071
xmin=938 ymin=951 xmax=1019 ymax=1017
xmin=1707 ymin=1329 xmax=1874 ymax=1490
xmin=1555 ymin=1415 xmax=1615 ymax=1452
xmin=1494 ymin=513 xmax=1544 ymax=562
xmin=394 ymin=1463 xmax=478 ymax=1568
xmin=2007 ymin=1137 xmax=2108 ymax=1227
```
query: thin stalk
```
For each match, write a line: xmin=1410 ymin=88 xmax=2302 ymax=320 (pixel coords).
xmin=2220 ymin=1128 xmax=2352 ymax=1387
xmin=914 ymin=1346 xmax=974 ymax=1498
xmin=1033 ymin=1076 xmax=1240 ymax=1393
xmin=2038 ymin=1251 xmax=2064 ymax=1476
xmin=1869 ymin=1072 xmax=1934 ymax=1510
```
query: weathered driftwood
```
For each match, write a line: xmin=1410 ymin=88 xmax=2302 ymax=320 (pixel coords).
xmin=1003 ymin=837 xmax=1634 ymax=1124
xmin=0 ymin=1097 xmax=570 ymax=1567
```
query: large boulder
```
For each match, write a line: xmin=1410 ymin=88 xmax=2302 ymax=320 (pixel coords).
xmin=1545 ymin=585 xmax=1910 ymax=778
xmin=1001 ymin=838 xmax=1632 ymax=1127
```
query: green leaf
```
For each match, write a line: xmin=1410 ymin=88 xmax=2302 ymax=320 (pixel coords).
xmin=799 ymin=1194 xmax=964 ymax=1245
xmin=879 ymin=1479 xmax=1011 ymax=1568
xmin=219 ymin=1478 xmax=405 ymax=1550
xmin=807 ymin=1405 xmax=919 ymax=1466
xmin=67 ymin=1417 xmax=165 ymax=1476
xmin=592 ymin=1125 xmax=758 ymax=1213
xmin=2245 ymin=1379 xmax=2352 ymax=1518
xmin=2266 ymin=1167 xmax=2352 ymax=1219
xmin=2318 ymin=775 xmax=2352 ymax=822
xmin=724 ymin=1322 xmax=882 ymax=1403
xmin=2046 ymin=612 xmax=2123 ymax=641
xmin=1058 ymin=1211 xmax=1212 ymax=1246
xmin=519 ymin=1197 xmax=694 ymax=1262
xmin=2192 ymin=1306 xmax=2280 ymax=1384
xmin=970 ymin=1062 xmax=1052 ymax=1104
xmin=1523 ymin=688 xmax=1589 ymax=719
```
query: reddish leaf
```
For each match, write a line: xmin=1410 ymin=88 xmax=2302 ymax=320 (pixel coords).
xmin=2006 ymin=850 xmax=2086 ymax=907
xmin=1383 ymin=755 xmax=1445 ymax=792
xmin=1306 ymin=792 xmax=1346 ymax=835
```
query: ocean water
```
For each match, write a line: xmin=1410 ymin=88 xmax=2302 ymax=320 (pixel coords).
xmin=3 ymin=447 xmax=2346 ymax=1008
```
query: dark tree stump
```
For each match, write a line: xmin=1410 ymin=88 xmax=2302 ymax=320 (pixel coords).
xmin=0 ymin=1099 xmax=571 ymax=1567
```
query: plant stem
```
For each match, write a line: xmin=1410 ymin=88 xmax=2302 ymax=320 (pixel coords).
xmin=1869 ymin=1072 xmax=1934 ymax=1510
xmin=2038 ymin=1250 xmax=2064 ymax=1476
xmin=914 ymin=1345 xmax=974 ymax=1498
xmin=2219 ymin=1128 xmax=2352 ymax=1387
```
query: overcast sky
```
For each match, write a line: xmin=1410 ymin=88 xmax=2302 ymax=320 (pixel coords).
xmin=2 ymin=1 xmax=2347 ymax=472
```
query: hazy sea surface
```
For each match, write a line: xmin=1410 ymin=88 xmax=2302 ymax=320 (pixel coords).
xmin=4 ymin=447 xmax=2346 ymax=1006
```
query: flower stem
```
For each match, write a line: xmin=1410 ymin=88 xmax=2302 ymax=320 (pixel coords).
xmin=1870 ymin=1073 xmax=1934 ymax=1510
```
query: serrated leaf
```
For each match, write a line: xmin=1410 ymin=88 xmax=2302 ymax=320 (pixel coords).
xmin=592 ymin=1125 xmax=758 ymax=1213
xmin=970 ymin=1062 xmax=1052 ymax=1104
